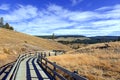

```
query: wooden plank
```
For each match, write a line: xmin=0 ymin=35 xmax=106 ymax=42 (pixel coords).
xmin=15 ymin=57 xmax=29 ymax=80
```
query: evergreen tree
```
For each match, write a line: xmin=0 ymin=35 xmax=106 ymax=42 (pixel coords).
xmin=9 ymin=26 xmax=14 ymax=30
xmin=3 ymin=23 xmax=14 ymax=30
xmin=5 ymin=23 xmax=10 ymax=29
xmin=52 ymin=33 xmax=55 ymax=40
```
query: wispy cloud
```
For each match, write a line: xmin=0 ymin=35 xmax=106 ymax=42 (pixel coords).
xmin=70 ymin=0 xmax=83 ymax=6
xmin=0 ymin=4 xmax=120 ymax=36
xmin=0 ymin=4 xmax=10 ymax=10
xmin=1 ymin=4 xmax=38 ymax=22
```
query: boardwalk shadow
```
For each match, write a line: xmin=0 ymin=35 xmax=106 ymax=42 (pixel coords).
xmin=0 ymin=61 xmax=15 ymax=80
xmin=0 ymin=61 xmax=15 ymax=71
xmin=32 ymin=58 xmax=43 ymax=79
xmin=26 ymin=57 xmax=53 ymax=80
xmin=36 ymin=58 xmax=53 ymax=80
xmin=26 ymin=57 xmax=32 ymax=80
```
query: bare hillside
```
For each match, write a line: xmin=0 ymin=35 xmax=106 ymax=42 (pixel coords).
xmin=0 ymin=28 xmax=71 ymax=67
xmin=48 ymin=41 xmax=120 ymax=80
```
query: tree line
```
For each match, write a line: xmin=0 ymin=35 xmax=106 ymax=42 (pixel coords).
xmin=1 ymin=23 xmax=14 ymax=30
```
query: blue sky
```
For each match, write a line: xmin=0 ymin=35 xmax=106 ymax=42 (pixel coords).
xmin=0 ymin=0 xmax=120 ymax=36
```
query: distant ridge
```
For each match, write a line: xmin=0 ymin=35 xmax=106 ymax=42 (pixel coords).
xmin=36 ymin=35 xmax=120 ymax=39
xmin=36 ymin=35 xmax=86 ymax=39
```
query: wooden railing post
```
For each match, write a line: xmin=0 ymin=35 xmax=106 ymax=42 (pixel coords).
xmin=53 ymin=62 xmax=56 ymax=79
xmin=39 ymin=53 xmax=42 ymax=63
xmin=36 ymin=52 xmax=38 ymax=57
xmin=44 ymin=53 xmax=46 ymax=57
xmin=45 ymin=58 xmax=48 ymax=70
xmin=49 ymin=52 xmax=50 ymax=56
xmin=38 ymin=53 xmax=40 ymax=60
xmin=73 ymin=70 xmax=78 ymax=80
xmin=30 ymin=53 xmax=31 ymax=56
xmin=41 ymin=53 xmax=43 ymax=57
xmin=35 ymin=52 xmax=36 ymax=57
xmin=55 ymin=52 xmax=57 ymax=56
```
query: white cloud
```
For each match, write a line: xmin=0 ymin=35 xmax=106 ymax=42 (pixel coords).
xmin=96 ymin=6 xmax=112 ymax=11
xmin=0 ymin=4 xmax=10 ymax=10
xmin=0 ymin=4 xmax=120 ymax=36
xmin=1 ymin=4 xmax=38 ymax=22
xmin=92 ymin=19 xmax=120 ymax=28
xmin=70 ymin=0 xmax=83 ymax=6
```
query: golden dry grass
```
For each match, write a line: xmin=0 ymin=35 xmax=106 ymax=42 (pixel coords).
xmin=0 ymin=28 xmax=71 ymax=50
xmin=48 ymin=41 xmax=120 ymax=80
xmin=0 ymin=28 xmax=71 ymax=67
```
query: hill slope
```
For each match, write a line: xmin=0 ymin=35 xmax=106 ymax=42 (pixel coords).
xmin=0 ymin=28 xmax=71 ymax=67
xmin=48 ymin=41 xmax=120 ymax=80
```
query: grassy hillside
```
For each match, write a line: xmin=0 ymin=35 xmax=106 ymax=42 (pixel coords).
xmin=0 ymin=28 xmax=71 ymax=67
xmin=48 ymin=41 xmax=120 ymax=80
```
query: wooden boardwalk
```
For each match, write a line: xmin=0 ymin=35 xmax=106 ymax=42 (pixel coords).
xmin=15 ymin=56 xmax=51 ymax=80
xmin=0 ymin=51 xmax=87 ymax=80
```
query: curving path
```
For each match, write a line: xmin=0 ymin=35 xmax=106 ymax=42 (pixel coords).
xmin=15 ymin=56 xmax=51 ymax=80
xmin=1 ymin=52 xmax=87 ymax=80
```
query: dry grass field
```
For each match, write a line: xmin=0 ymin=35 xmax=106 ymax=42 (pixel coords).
xmin=48 ymin=41 xmax=120 ymax=80
xmin=67 ymin=43 xmax=88 ymax=49
xmin=0 ymin=28 xmax=71 ymax=67
xmin=1 ymin=28 xmax=120 ymax=80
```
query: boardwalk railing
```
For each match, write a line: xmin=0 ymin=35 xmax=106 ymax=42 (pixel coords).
xmin=5 ymin=51 xmax=87 ymax=80
xmin=37 ymin=52 xmax=87 ymax=80
xmin=6 ymin=54 xmax=29 ymax=80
